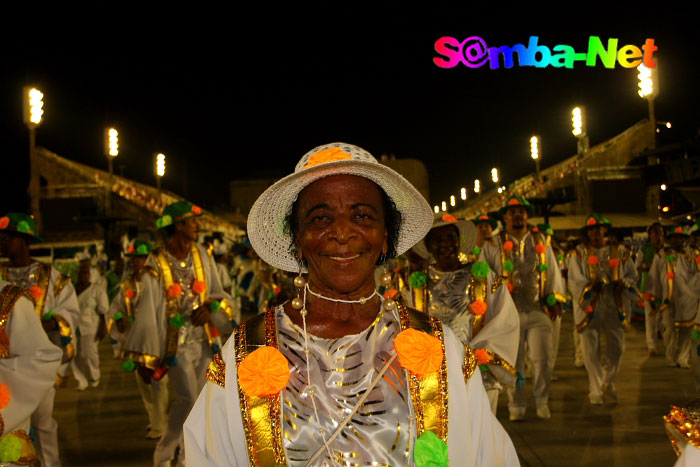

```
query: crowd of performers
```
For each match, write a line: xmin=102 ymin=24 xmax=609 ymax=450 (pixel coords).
xmin=0 ymin=192 xmax=699 ymax=465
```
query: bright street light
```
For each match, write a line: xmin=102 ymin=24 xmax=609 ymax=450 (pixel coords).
xmin=434 ymin=205 xmax=439 ymax=214
xmin=450 ymin=195 xmax=456 ymax=207
xmin=24 ymin=87 xmax=44 ymax=127
xmin=530 ymin=136 xmax=539 ymax=160
xmin=491 ymin=167 xmax=499 ymax=184
xmin=572 ymin=107 xmax=583 ymax=136
xmin=441 ymin=201 xmax=447 ymax=212
xmin=474 ymin=179 xmax=480 ymax=194
xmin=107 ymin=128 xmax=119 ymax=157
xmin=460 ymin=187 xmax=467 ymax=200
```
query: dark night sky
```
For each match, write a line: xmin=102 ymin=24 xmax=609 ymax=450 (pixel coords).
xmin=2 ymin=6 xmax=699 ymax=215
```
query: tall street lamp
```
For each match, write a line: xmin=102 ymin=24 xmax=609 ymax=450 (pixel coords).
xmin=156 ymin=153 xmax=166 ymax=196
xmin=530 ymin=136 xmax=541 ymax=177
xmin=571 ymin=106 xmax=589 ymax=155
xmin=638 ymin=63 xmax=658 ymax=148
xmin=105 ymin=128 xmax=118 ymax=213
xmin=491 ymin=167 xmax=499 ymax=185
xmin=474 ymin=179 xmax=480 ymax=195
xmin=23 ymin=87 xmax=44 ymax=231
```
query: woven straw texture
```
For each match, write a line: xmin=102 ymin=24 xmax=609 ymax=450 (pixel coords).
xmin=247 ymin=142 xmax=434 ymax=272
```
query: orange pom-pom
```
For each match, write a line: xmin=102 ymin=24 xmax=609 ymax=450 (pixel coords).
xmin=587 ymin=217 xmax=597 ymax=226
xmin=608 ymin=258 xmax=619 ymax=268
xmin=209 ymin=325 xmax=221 ymax=338
xmin=384 ymin=289 xmax=399 ymax=300
xmin=675 ymin=227 xmax=683 ymax=234
xmin=506 ymin=282 xmax=514 ymax=293
xmin=0 ymin=216 xmax=8 ymax=230
xmin=535 ymin=244 xmax=546 ymax=254
xmin=168 ymin=284 xmax=183 ymax=297
xmin=125 ymin=289 xmax=135 ymax=299
xmin=503 ymin=240 xmax=514 ymax=251
xmin=0 ymin=383 xmax=10 ymax=409
xmin=469 ymin=299 xmax=487 ymax=316
xmin=667 ymin=272 xmax=675 ymax=280
xmin=192 ymin=205 xmax=202 ymax=215
xmin=394 ymin=329 xmax=443 ymax=377
xmin=238 ymin=346 xmax=290 ymax=397
xmin=126 ymin=244 xmax=135 ymax=254
xmin=588 ymin=255 xmax=599 ymax=266
xmin=585 ymin=305 xmax=594 ymax=314
xmin=192 ymin=280 xmax=206 ymax=295
xmin=475 ymin=349 xmax=490 ymax=365
xmin=643 ymin=293 xmax=652 ymax=301
xmin=532 ymin=226 xmax=540 ymax=233
xmin=29 ymin=285 xmax=44 ymax=301
xmin=441 ymin=214 xmax=457 ymax=223
xmin=508 ymin=198 xmax=520 ymax=206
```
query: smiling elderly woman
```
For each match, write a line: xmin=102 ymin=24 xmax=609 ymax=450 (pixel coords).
xmin=184 ymin=143 xmax=519 ymax=466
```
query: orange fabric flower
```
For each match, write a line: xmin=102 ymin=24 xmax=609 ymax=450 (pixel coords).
xmin=479 ymin=215 xmax=488 ymax=220
xmin=588 ymin=255 xmax=599 ymax=266
xmin=608 ymin=258 xmax=620 ymax=268
xmin=210 ymin=325 xmax=221 ymax=338
xmin=469 ymin=299 xmax=487 ymax=316
xmin=0 ymin=383 xmax=10 ymax=409
xmin=585 ymin=305 xmax=594 ymax=314
xmin=192 ymin=205 xmax=202 ymax=215
xmin=503 ymin=240 xmax=514 ymax=251
xmin=667 ymin=272 xmax=675 ymax=280
xmin=125 ymin=289 xmax=135 ymax=300
xmin=238 ymin=346 xmax=290 ymax=397
xmin=535 ymin=244 xmax=546 ymax=254
xmin=474 ymin=349 xmax=490 ymax=365
xmin=29 ymin=285 xmax=44 ymax=301
xmin=587 ymin=217 xmax=597 ymax=226
xmin=532 ymin=226 xmax=540 ymax=232
xmin=303 ymin=147 xmax=352 ymax=169
xmin=192 ymin=280 xmax=206 ymax=295
xmin=394 ymin=329 xmax=443 ymax=377
xmin=508 ymin=198 xmax=520 ymax=206
xmin=168 ymin=284 xmax=183 ymax=297
xmin=384 ymin=289 xmax=399 ymax=300
xmin=675 ymin=227 xmax=683 ymax=234
xmin=441 ymin=214 xmax=457 ymax=223
xmin=126 ymin=244 xmax=135 ymax=254
xmin=506 ymin=282 xmax=514 ymax=293
xmin=0 ymin=216 xmax=8 ymax=230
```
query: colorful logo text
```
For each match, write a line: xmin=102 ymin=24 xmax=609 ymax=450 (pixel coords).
xmin=433 ymin=36 xmax=657 ymax=70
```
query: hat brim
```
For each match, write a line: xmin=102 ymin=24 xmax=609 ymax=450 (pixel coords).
xmin=157 ymin=212 xmax=203 ymax=230
xmin=498 ymin=203 xmax=534 ymax=217
xmin=474 ymin=218 xmax=498 ymax=230
xmin=580 ymin=223 xmax=612 ymax=233
xmin=247 ymin=158 xmax=434 ymax=272
xmin=3 ymin=229 xmax=42 ymax=244
xmin=412 ymin=219 xmax=477 ymax=260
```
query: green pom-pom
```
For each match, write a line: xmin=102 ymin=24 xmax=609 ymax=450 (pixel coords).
xmin=210 ymin=300 xmax=221 ymax=312
xmin=42 ymin=310 xmax=55 ymax=321
xmin=0 ymin=435 xmax=22 ymax=463
xmin=557 ymin=254 xmax=564 ymax=262
xmin=16 ymin=221 xmax=30 ymax=233
xmin=136 ymin=244 xmax=149 ymax=255
xmin=479 ymin=364 xmax=489 ymax=372
xmin=471 ymin=246 xmax=481 ymax=256
xmin=692 ymin=329 xmax=700 ymax=341
xmin=408 ymin=271 xmax=427 ymax=288
xmin=170 ymin=314 xmax=185 ymax=328
xmin=113 ymin=311 xmax=124 ymax=321
xmin=503 ymin=260 xmax=514 ymax=272
xmin=413 ymin=430 xmax=448 ymax=467
xmin=471 ymin=261 xmax=490 ymax=278
xmin=666 ymin=255 xmax=676 ymax=263
xmin=546 ymin=228 xmax=554 ymax=236
xmin=546 ymin=294 xmax=557 ymax=306
xmin=121 ymin=358 xmax=136 ymax=372
xmin=539 ymin=264 xmax=549 ymax=272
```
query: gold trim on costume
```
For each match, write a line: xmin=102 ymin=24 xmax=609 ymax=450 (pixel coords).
xmin=462 ymin=345 xmax=478 ymax=382
xmin=665 ymin=403 xmax=700 ymax=457
xmin=206 ymin=352 xmax=226 ymax=387
xmin=675 ymin=319 xmax=696 ymax=328
xmin=54 ymin=314 xmax=75 ymax=361
xmin=52 ymin=273 xmax=71 ymax=299
xmin=154 ymin=250 xmax=182 ymax=364
xmin=479 ymin=349 xmax=517 ymax=376
xmin=0 ymin=284 xmax=25 ymax=359
xmin=121 ymin=350 xmax=160 ymax=371
xmin=55 ymin=373 xmax=68 ymax=388
xmin=1 ymin=429 xmax=39 ymax=465
xmin=576 ymin=314 xmax=594 ymax=333
xmin=217 ymin=298 xmax=235 ymax=322
xmin=32 ymin=263 xmax=51 ymax=319
xmin=469 ymin=276 xmax=487 ymax=337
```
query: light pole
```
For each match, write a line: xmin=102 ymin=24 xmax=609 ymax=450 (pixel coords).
xmin=156 ymin=153 xmax=166 ymax=197
xmin=105 ymin=128 xmax=118 ymax=213
xmin=23 ymin=87 xmax=44 ymax=231
xmin=638 ymin=63 xmax=658 ymax=148
xmin=530 ymin=136 xmax=541 ymax=178
xmin=434 ymin=205 xmax=440 ymax=214
xmin=441 ymin=201 xmax=447 ymax=212
xmin=491 ymin=167 xmax=499 ymax=186
xmin=450 ymin=195 xmax=456 ymax=208
xmin=571 ymin=106 xmax=589 ymax=155
xmin=474 ymin=179 xmax=480 ymax=196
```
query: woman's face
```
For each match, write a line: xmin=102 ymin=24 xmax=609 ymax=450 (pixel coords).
xmin=426 ymin=224 xmax=460 ymax=270
xmin=295 ymin=174 xmax=388 ymax=296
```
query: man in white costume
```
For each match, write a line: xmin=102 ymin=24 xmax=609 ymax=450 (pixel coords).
xmin=0 ymin=213 xmax=79 ymax=467
xmin=568 ymin=214 xmax=638 ymax=405
xmin=411 ymin=214 xmax=519 ymax=414
xmin=636 ymin=223 xmax=666 ymax=356
xmin=0 ymin=280 xmax=63 ymax=466
xmin=71 ymin=260 xmax=108 ymax=390
xmin=184 ymin=143 xmax=519 ymax=466
xmin=108 ymin=239 xmax=169 ymax=440
xmin=479 ymin=195 xmax=565 ymax=421
xmin=121 ymin=201 xmax=234 ymax=466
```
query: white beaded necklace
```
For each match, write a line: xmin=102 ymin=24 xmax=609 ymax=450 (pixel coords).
xmin=304 ymin=283 xmax=379 ymax=305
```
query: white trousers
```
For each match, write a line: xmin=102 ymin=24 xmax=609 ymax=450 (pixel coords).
xmin=71 ymin=331 xmax=100 ymax=386
xmin=154 ymin=340 xmax=211 ymax=464
xmin=580 ymin=310 xmax=624 ymax=399
xmin=644 ymin=302 xmax=660 ymax=352
xmin=663 ymin=309 xmax=677 ymax=364
xmin=549 ymin=315 xmax=562 ymax=373
xmin=486 ymin=388 xmax=499 ymax=415
xmin=508 ymin=310 xmax=553 ymax=410
xmin=31 ymin=386 xmax=61 ymax=467
xmin=668 ymin=326 xmax=693 ymax=367
xmin=136 ymin=373 xmax=169 ymax=436
xmin=573 ymin=323 xmax=584 ymax=365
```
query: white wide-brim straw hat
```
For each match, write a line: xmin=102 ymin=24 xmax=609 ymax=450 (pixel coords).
xmin=412 ymin=214 xmax=477 ymax=261
xmin=247 ymin=142 xmax=434 ymax=273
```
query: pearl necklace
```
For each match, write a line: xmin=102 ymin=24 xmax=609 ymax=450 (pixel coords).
xmin=304 ymin=283 xmax=379 ymax=305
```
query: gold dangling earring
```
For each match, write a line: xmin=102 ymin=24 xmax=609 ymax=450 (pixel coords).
xmin=292 ymin=258 xmax=306 ymax=310
xmin=379 ymin=253 xmax=396 ymax=310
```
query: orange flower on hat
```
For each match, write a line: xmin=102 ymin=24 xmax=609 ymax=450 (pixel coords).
xmin=643 ymin=293 xmax=652 ymax=301
xmin=469 ymin=299 xmax=487 ymax=316
xmin=587 ymin=217 xmax=597 ymax=226
xmin=667 ymin=272 xmax=675 ymax=280
xmin=126 ymin=244 xmax=135 ymax=254
xmin=303 ymin=147 xmax=352 ymax=169
xmin=192 ymin=280 xmax=206 ymax=295
xmin=585 ymin=305 xmax=595 ymax=314
xmin=507 ymin=282 xmax=514 ymax=293
xmin=608 ymin=258 xmax=620 ymax=268
xmin=675 ymin=227 xmax=683 ymax=234
xmin=535 ymin=244 xmax=546 ymax=254
xmin=238 ymin=346 xmax=290 ymax=397
xmin=192 ymin=205 xmax=202 ymax=215
xmin=503 ymin=240 xmax=514 ymax=251
xmin=479 ymin=214 xmax=488 ymax=220
xmin=508 ymin=198 xmax=520 ymax=206
xmin=475 ymin=349 xmax=490 ymax=365
xmin=532 ymin=226 xmax=540 ymax=233
xmin=168 ymin=284 xmax=183 ymax=297
xmin=0 ymin=216 xmax=9 ymax=230
xmin=125 ymin=289 xmax=135 ymax=300
xmin=441 ymin=214 xmax=457 ymax=223
xmin=0 ymin=383 xmax=10 ymax=409
xmin=29 ymin=285 xmax=43 ymax=301
xmin=394 ymin=328 xmax=443 ymax=377
xmin=588 ymin=255 xmax=599 ymax=266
